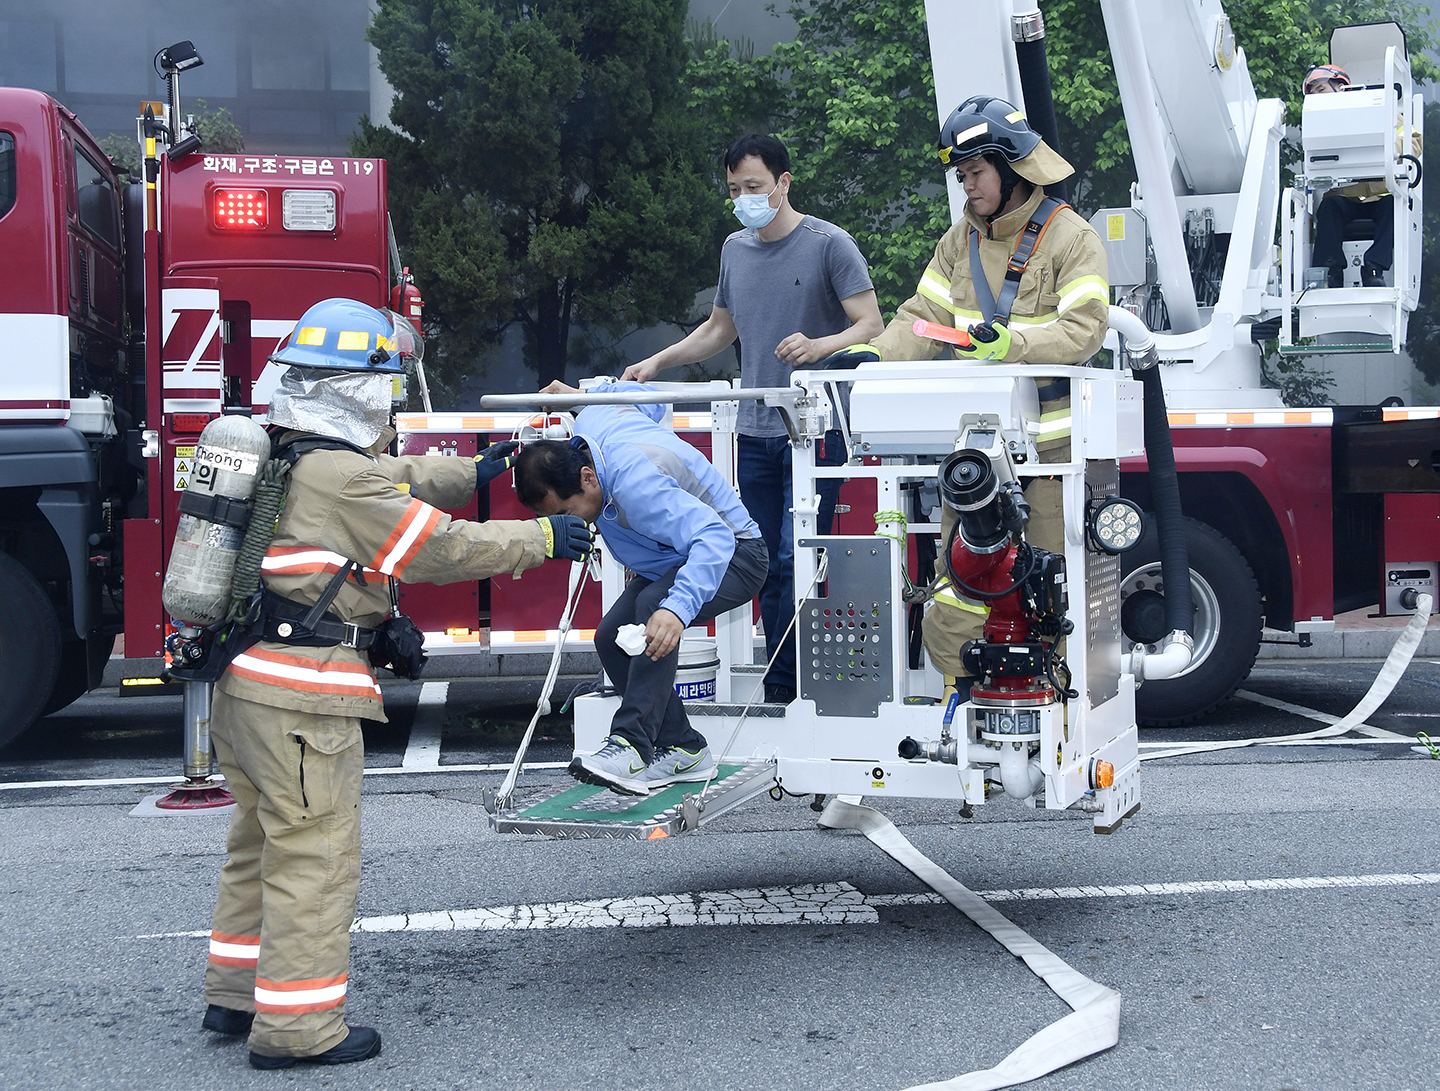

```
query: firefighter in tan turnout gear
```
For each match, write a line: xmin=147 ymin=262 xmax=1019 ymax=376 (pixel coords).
xmin=200 ymin=298 xmax=593 ymax=1069
xmin=837 ymin=96 xmax=1108 ymax=693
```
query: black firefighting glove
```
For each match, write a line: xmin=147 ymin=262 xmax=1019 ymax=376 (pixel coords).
xmin=474 ymin=441 xmax=520 ymax=490
xmin=539 ymin=515 xmax=595 ymax=561
xmin=369 ymin=615 xmax=428 ymax=680
xmin=814 ymin=344 xmax=882 ymax=370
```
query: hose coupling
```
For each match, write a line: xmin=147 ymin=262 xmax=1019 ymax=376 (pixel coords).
xmin=1127 ymin=342 xmax=1161 ymax=371
xmin=899 ymin=736 xmax=960 ymax=764
xmin=1011 ymin=10 xmax=1045 ymax=41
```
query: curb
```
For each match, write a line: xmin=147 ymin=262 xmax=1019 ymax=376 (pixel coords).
xmin=1257 ymin=626 xmax=1440 ymax=660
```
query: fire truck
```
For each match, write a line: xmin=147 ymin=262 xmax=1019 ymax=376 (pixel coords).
xmin=0 ymin=46 xmax=410 ymax=747
xmin=413 ymin=0 xmax=1440 ymax=733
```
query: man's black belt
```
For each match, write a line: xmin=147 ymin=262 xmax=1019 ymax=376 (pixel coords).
xmin=260 ymin=590 xmax=376 ymax=650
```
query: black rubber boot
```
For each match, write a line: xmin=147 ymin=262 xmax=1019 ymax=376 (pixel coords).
xmin=249 ymin=1026 xmax=382 ymax=1069
xmin=201 ymin=1004 xmax=254 ymax=1037
xmin=1361 ymin=264 xmax=1386 ymax=287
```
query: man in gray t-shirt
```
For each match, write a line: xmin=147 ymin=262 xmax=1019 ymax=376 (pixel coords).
xmin=622 ymin=134 xmax=883 ymax=703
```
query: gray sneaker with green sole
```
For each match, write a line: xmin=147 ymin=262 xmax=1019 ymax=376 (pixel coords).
xmin=569 ymin=735 xmax=651 ymax=795
xmin=639 ymin=745 xmax=717 ymax=789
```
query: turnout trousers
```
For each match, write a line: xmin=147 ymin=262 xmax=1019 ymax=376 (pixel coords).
xmin=923 ymin=406 xmax=1069 ymax=678
xmin=203 ymin=687 xmax=363 ymax=1058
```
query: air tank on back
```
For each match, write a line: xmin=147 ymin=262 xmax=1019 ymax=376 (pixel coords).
xmin=162 ymin=413 xmax=273 ymax=626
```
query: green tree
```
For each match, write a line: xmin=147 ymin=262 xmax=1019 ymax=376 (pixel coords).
xmin=1044 ymin=0 xmax=1439 ymax=208
xmin=691 ymin=0 xmax=1438 ymax=321
xmin=355 ymin=0 xmax=726 ymax=392
xmin=761 ymin=0 xmax=952 ymax=317
xmin=99 ymin=100 xmax=243 ymax=182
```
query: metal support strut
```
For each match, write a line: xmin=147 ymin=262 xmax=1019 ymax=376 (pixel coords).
xmin=155 ymin=681 xmax=235 ymax=810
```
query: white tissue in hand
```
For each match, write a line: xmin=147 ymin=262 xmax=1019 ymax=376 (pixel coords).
xmin=616 ymin=624 xmax=649 ymax=656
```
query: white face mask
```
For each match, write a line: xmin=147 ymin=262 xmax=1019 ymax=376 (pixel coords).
xmin=731 ymin=179 xmax=782 ymax=229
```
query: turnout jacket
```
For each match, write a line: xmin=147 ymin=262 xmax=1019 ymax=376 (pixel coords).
xmin=217 ymin=428 xmax=549 ymax=720
xmin=871 ymin=186 xmax=1109 ymax=366
xmin=575 ymin=383 xmax=761 ymax=627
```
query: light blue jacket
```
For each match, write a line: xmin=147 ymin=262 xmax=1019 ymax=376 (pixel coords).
xmin=576 ymin=383 xmax=760 ymax=626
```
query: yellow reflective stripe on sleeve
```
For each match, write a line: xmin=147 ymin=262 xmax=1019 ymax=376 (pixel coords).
xmin=1057 ymin=275 xmax=1109 ymax=312
xmin=917 ymin=270 xmax=960 ymax=316
xmin=1008 ymin=311 xmax=1059 ymax=328
xmin=931 ymin=580 xmax=990 ymax=615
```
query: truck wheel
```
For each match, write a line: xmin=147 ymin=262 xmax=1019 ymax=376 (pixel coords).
xmin=43 ymin=634 xmax=115 ymax=717
xmin=1120 ymin=517 xmax=1262 ymax=727
xmin=0 ymin=553 xmax=63 ymax=748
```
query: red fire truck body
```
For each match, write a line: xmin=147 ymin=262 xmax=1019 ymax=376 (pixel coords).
xmin=0 ymin=86 xmax=396 ymax=743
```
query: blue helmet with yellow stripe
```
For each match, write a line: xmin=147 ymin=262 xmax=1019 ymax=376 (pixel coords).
xmin=269 ymin=297 xmax=420 ymax=375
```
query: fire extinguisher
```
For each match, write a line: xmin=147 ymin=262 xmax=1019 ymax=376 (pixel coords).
xmin=389 ymin=266 xmax=424 ymax=324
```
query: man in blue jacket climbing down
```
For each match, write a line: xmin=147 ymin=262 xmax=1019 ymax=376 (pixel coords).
xmin=514 ymin=381 xmax=769 ymax=795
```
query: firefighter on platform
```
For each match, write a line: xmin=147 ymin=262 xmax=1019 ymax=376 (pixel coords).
xmin=199 ymin=298 xmax=593 ymax=1068
xmin=830 ymin=96 xmax=1108 ymax=692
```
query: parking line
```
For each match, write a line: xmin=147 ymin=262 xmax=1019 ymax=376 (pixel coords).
xmin=1 ymin=761 xmax=569 ymax=792
xmin=1237 ymin=689 xmax=1410 ymax=739
xmin=401 ymin=681 xmax=448 ymax=769
xmin=137 ymin=870 xmax=1440 ymax=939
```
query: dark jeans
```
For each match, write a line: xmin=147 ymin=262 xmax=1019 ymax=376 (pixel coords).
xmin=736 ymin=429 xmax=846 ymax=691
xmin=595 ymin=536 xmax=769 ymax=762
xmin=1314 ymin=193 xmax=1394 ymax=271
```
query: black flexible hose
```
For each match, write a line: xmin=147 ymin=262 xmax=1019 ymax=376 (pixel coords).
xmin=1134 ymin=365 xmax=1193 ymax=635
xmin=1013 ymin=36 xmax=1069 ymax=203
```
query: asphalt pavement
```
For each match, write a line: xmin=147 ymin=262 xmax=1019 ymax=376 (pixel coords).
xmin=1 ymin=656 xmax=1438 ymax=1091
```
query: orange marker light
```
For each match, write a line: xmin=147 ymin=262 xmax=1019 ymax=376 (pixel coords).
xmin=646 ymin=827 xmax=669 ymax=840
xmin=1093 ymin=760 xmax=1115 ymax=789
xmin=912 ymin=318 xmax=973 ymax=349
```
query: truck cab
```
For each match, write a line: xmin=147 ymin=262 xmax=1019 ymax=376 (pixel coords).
xmin=0 ymin=88 xmax=133 ymax=737
xmin=0 ymin=81 xmax=395 ymax=747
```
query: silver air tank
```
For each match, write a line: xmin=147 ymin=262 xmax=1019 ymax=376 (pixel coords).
xmin=162 ymin=414 xmax=272 ymax=626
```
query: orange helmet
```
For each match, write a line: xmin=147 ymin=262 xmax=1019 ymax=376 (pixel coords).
xmin=1304 ymin=64 xmax=1351 ymax=93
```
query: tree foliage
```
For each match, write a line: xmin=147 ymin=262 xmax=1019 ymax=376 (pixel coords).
xmin=1045 ymin=0 xmax=1439 ymax=208
xmin=356 ymin=0 xmax=727 ymax=392
xmin=99 ymin=100 xmax=243 ymax=182
xmin=689 ymin=0 xmax=1439 ymax=323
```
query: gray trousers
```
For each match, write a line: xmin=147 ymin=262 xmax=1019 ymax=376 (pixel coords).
xmin=596 ymin=536 xmax=768 ymax=762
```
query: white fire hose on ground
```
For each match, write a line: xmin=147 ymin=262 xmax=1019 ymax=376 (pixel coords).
xmin=817 ymin=593 xmax=1433 ymax=1091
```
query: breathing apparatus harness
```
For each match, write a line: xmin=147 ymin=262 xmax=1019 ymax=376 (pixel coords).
xmin=168 ymin=433 xmax=426 ymax=682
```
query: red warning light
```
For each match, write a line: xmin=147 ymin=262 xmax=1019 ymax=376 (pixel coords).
xmin=213 ymin=188 xmax=269 ymax=230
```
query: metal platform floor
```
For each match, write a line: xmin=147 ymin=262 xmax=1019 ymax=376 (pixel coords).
xmin=489 ymin=760 xmax=778 ymax=840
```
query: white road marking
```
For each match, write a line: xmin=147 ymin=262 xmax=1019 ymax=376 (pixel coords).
xmin=137 ymin=871 xmax=1440 ymax=939
xmin=401 ymin=681 xmax=448 ymax=769
xmin=1236 ymin=689 xmax=1410 ymax=739
xmin=1 ymin=761 xmax=568 ymax=792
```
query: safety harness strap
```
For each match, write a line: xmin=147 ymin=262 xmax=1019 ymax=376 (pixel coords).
xmin=178 ymin=489 xmax=252 ymax=527
xmin=968 ymin=195 xmax=1070 ymax=326
xmin=259 ymin=586 xmax=376 ymax=650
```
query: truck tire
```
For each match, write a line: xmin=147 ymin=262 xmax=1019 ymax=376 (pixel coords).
xmin=1120 ymin=517 xmax=1262 ymax=727
xmin=0 ymin=552 xmax=63 ymax=749
xmin=43 ymin=634 xmax=115 ymax=717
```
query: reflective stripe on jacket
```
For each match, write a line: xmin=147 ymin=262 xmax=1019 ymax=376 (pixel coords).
xmin=217 ymin=430 xmax=549 ymax=718
xmin=872 ymin=186 xmax=1109 ymax=366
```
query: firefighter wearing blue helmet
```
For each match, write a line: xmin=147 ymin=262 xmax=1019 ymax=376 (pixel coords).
xmin=200 ymin=298 xmax=594 ymax=1068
